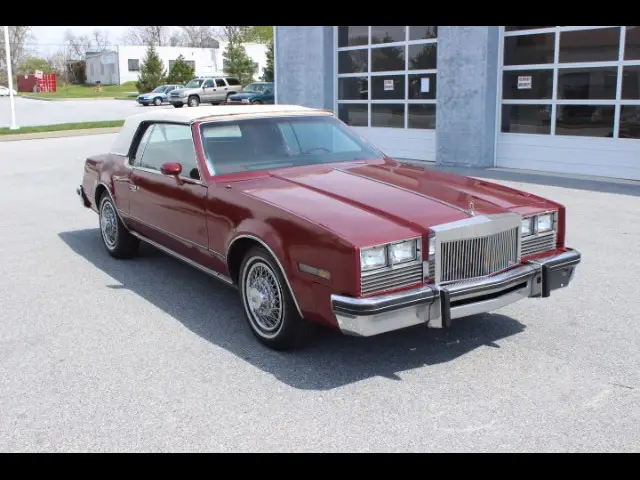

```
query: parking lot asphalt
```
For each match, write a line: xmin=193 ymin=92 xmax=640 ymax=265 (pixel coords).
xmin=0 ymin=96 xmax=172 ymax=128
xmin=0 ymin=134 xmax=639 ymax=452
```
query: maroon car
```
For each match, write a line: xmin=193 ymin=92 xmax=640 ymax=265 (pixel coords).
xmin=77 ymin=105 xmax=581 ymax=350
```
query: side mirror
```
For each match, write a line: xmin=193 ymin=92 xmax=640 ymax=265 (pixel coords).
xmin=160 ymin=162 xmax=182 ymax=176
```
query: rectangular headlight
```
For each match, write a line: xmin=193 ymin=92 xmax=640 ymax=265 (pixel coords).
xmin=390 ymin=239 xmax=417 ymax=265
xmin=537 ymin=213 xmax=553 ymax=233
xmin=521 ymin=217 xmax=534 ymax=236
xmin=360 ymin=245 xmax=387 ymax=271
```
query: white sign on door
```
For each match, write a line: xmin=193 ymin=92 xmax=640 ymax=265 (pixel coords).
xmin=420 ymin=77 xmax=430 ymax=93
xmin=517 ymin=75 xmax=532 ymax=90
xmin=384 ymin=79 xmax=394 ymax=91
xmin=34 ymin=70 xmax=43 ymax=79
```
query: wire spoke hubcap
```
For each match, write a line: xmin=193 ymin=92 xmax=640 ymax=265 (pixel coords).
xmin=245 ymin=262 xmax=283 ymax=334
xmin=100 ymin=201 xmax=118 ymax=248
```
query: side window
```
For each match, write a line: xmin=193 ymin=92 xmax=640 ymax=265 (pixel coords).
xmin=215 ymin=78 xmax=226 ymax=88
xmin=131 ymin=124 xmax=155 ymax=166
xmin=226 ymin=77 xmax=241 ymax=86
xmin=203 ymin=79 xmax=214 ymax=88
xmin=166 ymin=86 xmax=175 ymax=93
xmin=138 ymin=124 xmax=200 ymax=180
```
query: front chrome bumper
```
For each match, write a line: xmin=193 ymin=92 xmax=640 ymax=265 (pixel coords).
xmin=331 ymin=249 xmax=581 ymax=337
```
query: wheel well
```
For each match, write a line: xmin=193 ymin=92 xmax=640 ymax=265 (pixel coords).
xmin=226 ymin=237 xmax=261 ymax=285
xmin=188 ymin=94 xmax=200 ymax=100
xmin=94 ymin=184 xmax=107 ymax=207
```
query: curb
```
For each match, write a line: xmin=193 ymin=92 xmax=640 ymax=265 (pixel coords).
xmin=19 ymin=95 xmax=136 ymax=102
xmin=0 ymin=127 xmax=121 ymax=142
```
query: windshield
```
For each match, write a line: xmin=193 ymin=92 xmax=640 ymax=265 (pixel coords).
xmin=199 ymin=115 xmax=382 ymax=176
xmin=243 ymin=83 xmax=272 ymax=93
xmin=185 ymin=79 xmax=203 ymax=88
xmin=152 ymin=86 xmax=167 ymax=93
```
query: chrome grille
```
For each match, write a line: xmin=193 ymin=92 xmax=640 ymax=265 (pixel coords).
xmin=439 ymin=227 xmax=519 ymax=284
xmin=522 ymin=232 xmax=556 ymax=257
xmin=360 ymin=263 xmax=424 ymax=296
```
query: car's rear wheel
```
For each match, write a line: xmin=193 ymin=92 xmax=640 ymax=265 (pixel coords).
xmin=173 ymin=103 xmax=183 ymax=108
xmin=239 ymin=246 xmax=309 ymax=350
xmin=153 ymin=97 xmax=162 ymax=106
xmin=188 ymin=95 xmax=200 ymax=107
xmin=99 ymin=193 xmax=139 ymax=259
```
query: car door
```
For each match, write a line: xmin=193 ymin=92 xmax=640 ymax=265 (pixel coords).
xmin=127 ymin=122 xmax=209 ymax=259
xmin=262 ymin=86 xmax=275 ymax=104
xmin=214 ymin=78 xmax=228 ymax=102
xmin=201 ymin=79 xmax=215 ymax=102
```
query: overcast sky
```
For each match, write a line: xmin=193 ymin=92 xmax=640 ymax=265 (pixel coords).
xmin=29 ymin=26 xmax=129 ymax=55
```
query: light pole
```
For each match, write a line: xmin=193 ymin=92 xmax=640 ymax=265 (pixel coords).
xmin=3 ymin=25 xmax=19 ymax=130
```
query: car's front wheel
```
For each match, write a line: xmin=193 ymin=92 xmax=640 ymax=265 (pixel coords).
xmin=153 ymin=97 xmax=162 ymax=106
xmin=239 ymin=246 xmax=309 ymax=350
xmin=172 ymin=103 xmax=183 ymax=108
xmin=99 ymin=194 xmax=139 ymax=259
xmin=188 ymin=95 xmax=200 ymax=107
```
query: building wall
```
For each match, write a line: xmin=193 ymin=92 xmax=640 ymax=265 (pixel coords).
xmin=275 ymin=26 xmax=334 ymax=109
xmin=436 ymin=26 xmax=500 ymax=167
xmin=116 ymin=46 xmax=219 ymax=84
xmin=85 ymin=51 xmax=119 ymax=85
xmin=274 ymin=26 xmax=640 ymax=180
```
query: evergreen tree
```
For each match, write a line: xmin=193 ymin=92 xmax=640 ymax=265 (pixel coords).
xmin=166 ymin=54 xmax=195 ymax=85
xmin=222 ymin=38 xmax=257 ymax=86
xmin=135 ymin=44 xmax=166 ymax=93
xmin=261 ymin=40 xmax=274 ymax=82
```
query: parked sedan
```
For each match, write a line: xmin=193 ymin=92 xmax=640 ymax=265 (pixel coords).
xmin=226 ymin=82 xmax=274 ymax=105
xmin=136 ymin=85 xmax=181 ymax=106
xmin=77 ymin=105 xmax=581 ymax=351
xmin=0 ymin=85 xmax=17 ymax=96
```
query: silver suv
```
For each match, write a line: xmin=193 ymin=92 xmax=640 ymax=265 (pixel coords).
xmin=168 ymin=76 xmax=242 ymax=108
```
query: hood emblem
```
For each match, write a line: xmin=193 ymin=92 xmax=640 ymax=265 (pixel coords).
xmin=468 ymin=200 xmax=476 ymax=216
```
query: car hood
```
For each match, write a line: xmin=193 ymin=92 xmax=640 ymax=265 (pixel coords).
xmin=171 ymin=88 xmax=197 ymax=95
xmin=233 ymin=159 xmax=557 ymax=247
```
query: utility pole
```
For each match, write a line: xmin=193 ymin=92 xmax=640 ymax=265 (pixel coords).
xmin=3 ymin=25 xmax=19 ymax=130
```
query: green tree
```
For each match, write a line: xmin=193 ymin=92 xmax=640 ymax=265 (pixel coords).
xmin=135 ymin=44 xmax=166 ymax=93
xmin=18 ymin=56 xmax=54 ymax=75
xmin=261 ymin=40 xmax=274 ymax=82
xmin=243 ymin=26 xmax=273 ymax=43
xmin=166 ymin=54 xmax=194 ymax=84
xmin=222 ymin=39 xmax=257 ymax=86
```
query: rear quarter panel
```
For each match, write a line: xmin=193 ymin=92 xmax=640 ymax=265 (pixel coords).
xmin=83 ymin=153 xmax=130 ymax=212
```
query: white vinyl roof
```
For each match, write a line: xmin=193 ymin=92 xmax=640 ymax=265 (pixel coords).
xmin=109 ymin=104 xmax=327 ymax=156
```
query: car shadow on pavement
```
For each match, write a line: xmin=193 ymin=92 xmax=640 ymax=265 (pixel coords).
xmin=59 ymin=228 xmax=527 ymax=391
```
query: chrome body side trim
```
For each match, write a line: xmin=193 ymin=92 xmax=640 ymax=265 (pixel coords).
xmin=227 ymin=234 xmax=304 ymax=318
xmin=331 ymin=249 xmax=581 ymax=337
xmin=130 ymin=231 xmax=234 ymax=286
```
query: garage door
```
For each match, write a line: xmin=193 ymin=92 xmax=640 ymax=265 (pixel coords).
xmin=497 ymin=26 xmax=640 ymax=181
xmin=334 ymin=26 xmax=438 ymax=161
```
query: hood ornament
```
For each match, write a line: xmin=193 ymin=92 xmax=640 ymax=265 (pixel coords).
xmin=468 ymin=200 xmax=476 ymax=216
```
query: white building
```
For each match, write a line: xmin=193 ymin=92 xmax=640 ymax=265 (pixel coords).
xmin=86 ymin=43 xmax=268 ymax=85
